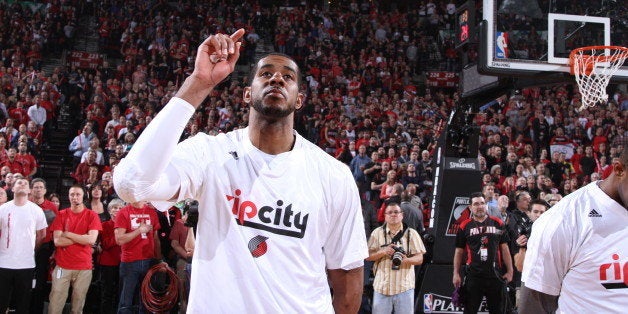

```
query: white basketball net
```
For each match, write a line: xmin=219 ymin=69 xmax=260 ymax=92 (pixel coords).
xmin=571 ymin=46 xmax=628 ymax=111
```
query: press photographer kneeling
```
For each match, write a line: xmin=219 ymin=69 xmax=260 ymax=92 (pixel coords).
xmin=366 ymin=203 xmax=426 ymax=314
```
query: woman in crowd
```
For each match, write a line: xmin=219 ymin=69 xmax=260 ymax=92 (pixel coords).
xmin=501 ymin=176 xmax=517 ymax=198
xmin=563 ymin=179 xmax=576 ymax=196
xmin=538 ymin=148 xmax=550 ymax=164
xmin=98 ymin=198 xmax=124 ymax=314
xmin=521 ymin=157 xmax=537 ymax=178
xmin=48 ymin=193 xmax=61 ymax=210
xmin=121 ymin=132 xmax=136 ymax=153
xmin=522 ymin=144 xmax=534 ymax=159
xmin=379 ymin=169 xmax=398 ymax=203
xmin=87 ymin=181 xmax=110 ymax=222
xmin=369 ymin=160 xmax=391 ymax=206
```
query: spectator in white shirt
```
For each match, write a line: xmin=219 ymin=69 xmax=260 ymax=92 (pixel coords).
xmin=27 ymin=96 xmax=47 ymax=128
xmin=81 ymin=138 xmax=105 ymax=165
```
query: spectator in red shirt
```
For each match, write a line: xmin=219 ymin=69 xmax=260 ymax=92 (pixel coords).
xmin=15 ymin=141 xmax=37 ymax=179
xmin=570 ymin=145 xmax=584 ymax=176
xmin=89 ymin=108 xmax=109 ymax=138
xmin=49 ymin=184 xmax=102 ymax=314
xmin=9 ymin=101 xmax=28 ymax=127
xmin=26 ymin=120 xmax=43 ymax=147
xmin=74 ymin=150 xmax=102 ymax=185
xmin=37 ymin=91 xmax=55 ymax=121
xmin=29 ymin=178 xmax=59 ymax=314
xmin=170 ymin=213 xmax=192 ymax=313
xmin=347 ymin=75 xmax=361 ymax=97
xmin=591 ymin=127 xmax=608 ymax=153
xmin=2 ymin=147 xmax=25 ymax=177
xmin=98 ymin=198 xmax=124 ymax=314
xmin=114 ymin=201 xmax=162 ymax=314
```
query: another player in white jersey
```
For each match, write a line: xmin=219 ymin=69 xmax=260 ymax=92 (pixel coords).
xmin=113 ymin=29 xmax=368 ymax=313
xmin=520 ymin=146 xmax=628 ymax=313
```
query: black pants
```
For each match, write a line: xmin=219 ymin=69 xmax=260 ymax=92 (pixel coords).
xmin=464 ymin=275 xmax=504 ymax=314
xmin=100 ymin=265 xmax=120 ymax=314
xmin=30 ymin=242 xmax=54 ymax=314
xmin=0 ymin=267 xmax=35 ymax=314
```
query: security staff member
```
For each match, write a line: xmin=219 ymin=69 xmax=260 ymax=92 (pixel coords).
xmin=453 ymin=192 xmax=513 ymax=314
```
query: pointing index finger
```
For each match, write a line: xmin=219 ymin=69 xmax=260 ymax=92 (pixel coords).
xmin=230 ymin=28 xmax=246 ymax=43
xmin=228 ymin=29 xmax=245 ymax=54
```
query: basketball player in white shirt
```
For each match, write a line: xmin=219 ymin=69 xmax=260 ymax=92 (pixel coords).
xmin=520 ymin=146 xmax=628 ymax=313
xmin=113 ymin=29 xmax=368 ymax=313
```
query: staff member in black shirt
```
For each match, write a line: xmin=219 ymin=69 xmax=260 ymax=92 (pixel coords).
xmin=452 ymin=192 xmax=513 ymax=314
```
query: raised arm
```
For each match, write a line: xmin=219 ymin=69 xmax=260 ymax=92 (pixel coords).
xmin=175 ymin=29 xmax=244 ymax=107
xmin=113 ymin=29 xmax=244 ymax=204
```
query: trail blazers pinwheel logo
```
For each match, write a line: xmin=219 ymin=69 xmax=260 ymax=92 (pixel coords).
xmin=248 ymin=235 xmax=268 ymax=258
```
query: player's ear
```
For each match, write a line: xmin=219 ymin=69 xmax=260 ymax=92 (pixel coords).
xmin=612 ymin=158 xmax=625 ymax=177
xmin=295 ymin=92 xmax=304 ymax=110
xmin=243 ymin=87 xmax=251 ymax=104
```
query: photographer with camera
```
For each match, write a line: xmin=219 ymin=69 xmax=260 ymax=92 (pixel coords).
xmin=506 ymin=191 xmax=533 ymax=258
xmin=452 ymin=192 xmax=513 ymax=314
xmin=513 ymin=199 xmax=548 ymax=272
xmin=367 ymin=203 xmax=426 ymax=314
xmin=504 ymin=191 xmax=532 ymax=306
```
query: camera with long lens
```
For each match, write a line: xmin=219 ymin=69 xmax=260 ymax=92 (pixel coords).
xmin=391 ymin=246 xmax=406 ymax=270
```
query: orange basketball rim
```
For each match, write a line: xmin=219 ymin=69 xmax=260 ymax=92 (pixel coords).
xmin=569 ymin=45 xmax=628 ymax=111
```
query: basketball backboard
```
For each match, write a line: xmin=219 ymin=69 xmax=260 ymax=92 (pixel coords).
xmin=479 ymin=0 xmax=627 ymax=81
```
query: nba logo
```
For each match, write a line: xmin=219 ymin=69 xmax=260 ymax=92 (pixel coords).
xmin=495 ymin=32 xmax=509 ymax=59
xmin=423 ymin=294 xmax=433 ymax=313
